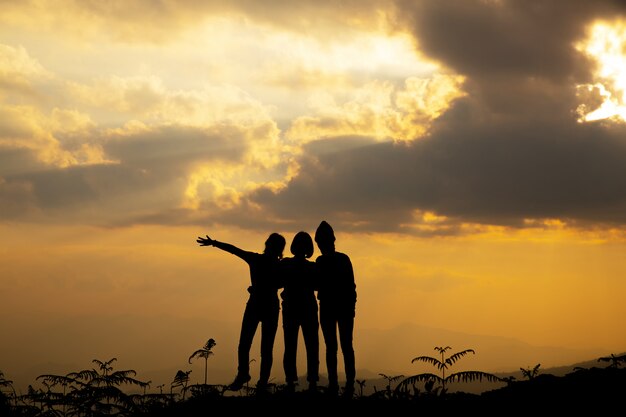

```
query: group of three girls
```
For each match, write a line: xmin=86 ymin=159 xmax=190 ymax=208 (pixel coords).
xmin=196 ymin=220 xmax=357 ymax=396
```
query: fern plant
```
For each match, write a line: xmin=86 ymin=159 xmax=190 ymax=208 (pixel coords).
xmin=598 ymin=353 xmax=626 ymax=369
xmin=188 ymin=338 xmax=217 ymax=385
xmin=171 ymin=370 xmax=192 ymax=401
xmin=356 ymin=379 xmax=367 ymax=398
xmin=396 ymin=346 xmax=503 ymax=396
xmin=378 ymin=373 xmax=404 ymax=399
xmin=38 ymin=357 xmax=148 ymax=417
xmin=520 ymin=363 xmax=541 ymax=380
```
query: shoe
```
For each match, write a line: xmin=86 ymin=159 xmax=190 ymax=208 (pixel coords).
xmin=326 ymin=383 xmax=339 ymax=396
xmin=255 ymin=381 xmax=270 ymax=396
xmin=227 ymin=374 xmax=251 ymax=391
xmin=342 ymin=384 xmax=355 ymax=399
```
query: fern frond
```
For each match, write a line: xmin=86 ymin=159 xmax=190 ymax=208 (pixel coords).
xmin=68 ymin=370 xmax=99 ymax=382
xmin=395 ymin=373 xmax=443 ymax=391
xmin=110 ymin=370 xmax=137 ymax=378
xmin=92 ymin=358 xmax=117 ymax=369
xmin=108 ymin=371 xmax=144 ymax=386
xmin=389 ymin=375 xmax=404 ymax=383
xmin=445 ymin=349 xmax=475 ymax=366
xmin=104 ymin=358 xmax=117 ymax=366
xmin=598 ymin=354 xmax=626 ymax=368
xmin=445 ymin=371 xmax=503 ymax=384
xmin=411 ymin=356 xmax=444 ymax=370
xmin=36 ymin=374 xmax=77 ymax=386
xmin=171 ymin=370 xmax=192 ymax=386
xmin=188 ymin=349 xmax=208 ymax=363
xmin=204 ymin=339 xmax=217 ymax=350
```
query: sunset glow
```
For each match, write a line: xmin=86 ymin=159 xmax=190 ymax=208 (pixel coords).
xmin=2 ymin=1 xmax=626 ymax=395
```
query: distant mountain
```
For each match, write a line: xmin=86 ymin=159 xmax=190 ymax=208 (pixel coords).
xmin=353 ymin=322 xmax=618 ymax=395
xmin=2 ymin=315 xmax=618 ymax=395
xmin=356 ymin=322 xmax=607 ymax=375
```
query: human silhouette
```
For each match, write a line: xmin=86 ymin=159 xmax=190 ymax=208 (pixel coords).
xmin=314 ymin=220 xmax=357 ymax=397
xmin=196 ymin=232 xmax=286 ymax=392
xmin=279 ymin=231 xmax=319 ymax=393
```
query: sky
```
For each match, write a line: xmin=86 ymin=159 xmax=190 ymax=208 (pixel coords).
xmin=2 ymin=0 xmax=626 ymax=391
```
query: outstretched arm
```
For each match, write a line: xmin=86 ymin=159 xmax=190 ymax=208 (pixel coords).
xmin=196 ymin=235 xmax=252 ymax=262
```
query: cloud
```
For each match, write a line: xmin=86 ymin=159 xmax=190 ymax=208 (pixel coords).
xmin=0 ymin=105 xmax=106 ymax=168
xmin=286 ymin=74 xmax=465 ymax=144
xmin=4 ymin=1 xmax=626 ymax=235
xmin=396 ymin=0 xmax=619 ymax=79
xmin=67 ymin=76 xmax=277 ymax=127
xmin=0 ymin=120 xmax=280 ymax=225
xmin=0 ymin=0 xmax=396 ymax=43
xmin=219 ymin=0 xmax=626 ymax=234
xmin=0 ymin=42 xmax=287 ymax=226
xmin=0 ymin=44 xmax=51 ymax=96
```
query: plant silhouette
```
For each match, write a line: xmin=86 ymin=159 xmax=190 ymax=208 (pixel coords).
xmin=1 ymin=351 xmax=624 ymax=414
xmin=0 ymin=371 xmax=13 ymax=390
xmin=0 ymin=371 xmax=15 ymax=412
xmin=378 ymin=373 xmax=404 ymax=399
xmin=355 ymin=379 xmax=367 ymax=398
xmin=36 ymin=357 xmax=148 ymax=416
xmin=0 ymin=370 xmax=15 ymax=397
xmin=188 ymin=338 xmax=217 ymax=385
xmin=520 ymin=363 xmax=541 ymax=380
xmin=598 ymin=353 xmax=626 ymax=368
xmin=171 ymin=370 xmax=192 ymax=401
xmin=396 ymin=346 xmax=503 ymax=396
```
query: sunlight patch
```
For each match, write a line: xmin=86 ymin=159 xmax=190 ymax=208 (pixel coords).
xmin=576 ymin=20 xmax=626 ymax=123
xmin=285 ymin=74 xmax=466 ymax=144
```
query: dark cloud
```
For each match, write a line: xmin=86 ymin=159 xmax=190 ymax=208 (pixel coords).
xmin=243 ymin=116 xmax=626 ymax=231
xmin=232 ymin=0 xmax=626 ymax=233
xmin=0 ymin=124 xmax=249 ymax=224
xmin=103 ymin=124 xmax=245 ymax=172
xmin=0 ymin=147 xmax=41 ymax=176
xmin=396 ymin=0 xmax=623 ymax=79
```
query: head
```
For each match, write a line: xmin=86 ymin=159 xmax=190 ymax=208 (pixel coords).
xmin=290 ymin=231 xmax=314 ymax=259
xmin=264 ymin=233 xmax=286 ymax=259
xmin=314 ymin=220 xmax=335 ymax=255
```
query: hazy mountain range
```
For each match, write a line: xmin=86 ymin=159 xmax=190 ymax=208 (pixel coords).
xmin=1 ymin=314 xmax=615 ymax=394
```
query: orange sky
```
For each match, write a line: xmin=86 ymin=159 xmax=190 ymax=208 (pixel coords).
xmin=2 ymin=0 xmax=626 ymax=391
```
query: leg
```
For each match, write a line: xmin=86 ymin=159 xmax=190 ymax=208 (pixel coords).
xmin=230 ymin=304 xmax=257 ymax=389
xmin=338 ymin=312 xmax=355 ymax=392
xmin=258 ymin=308 xmax=279 ymax=387
xmin=301 ymin=311 xmax=320 ymax=384
xmin=319 ymin=306 xmax=338 ymax=392
xmin=282 ymin=313 xmax=299 ymax=384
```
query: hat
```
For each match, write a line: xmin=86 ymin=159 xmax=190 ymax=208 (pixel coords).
xmin=315 ymin=220 xmax=335 ymax=243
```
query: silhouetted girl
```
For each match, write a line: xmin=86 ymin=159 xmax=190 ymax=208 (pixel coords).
xmin=314 ymin=220 xmax=357 ymax=398
xmin=196 ymin=232 xmax=286 ymax=392
xmin=280 ymin=231 xmax=319 ymax=392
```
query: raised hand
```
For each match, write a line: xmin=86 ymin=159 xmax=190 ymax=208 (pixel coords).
xmin=197 ymin=235 xmax=214 ymax=246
